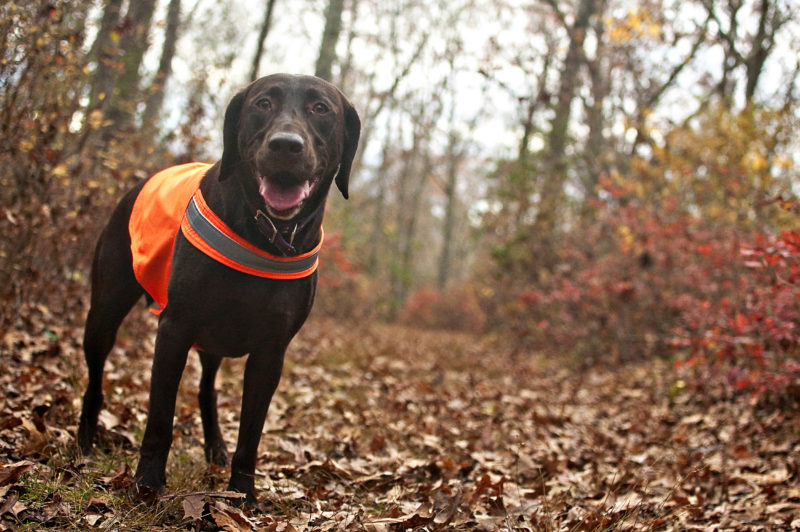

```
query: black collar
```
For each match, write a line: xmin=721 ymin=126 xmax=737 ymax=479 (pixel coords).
xmin=253 ymin=209 xmax=319 ymax=256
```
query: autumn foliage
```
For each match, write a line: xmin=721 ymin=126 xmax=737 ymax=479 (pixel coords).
xmin=399 ymin=284 xmax=486 ymax=332
xmin=2 ymin=0 xmax=800 ymax=528
xmin=482 ymin=105 xmax=800 ymax=403
xmin=677 ymin=229 xmax=800 ymax=401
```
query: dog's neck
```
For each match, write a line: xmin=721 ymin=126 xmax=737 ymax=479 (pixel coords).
xmin=201 ymin=162 xmax=325 ymax=257
xmin=253 ymin=210 xmax=320 ymax=256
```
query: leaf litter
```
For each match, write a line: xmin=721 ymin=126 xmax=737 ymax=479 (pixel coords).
xmin=0 ymin=312 xmax=798 ymax=530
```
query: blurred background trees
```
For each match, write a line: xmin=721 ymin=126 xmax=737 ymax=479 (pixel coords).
xmin=2 ymin=0 xmax=799 ymax=397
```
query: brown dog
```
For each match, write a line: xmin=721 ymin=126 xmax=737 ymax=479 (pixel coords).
xmin=77 ymin=74 xmax=360 ymax=504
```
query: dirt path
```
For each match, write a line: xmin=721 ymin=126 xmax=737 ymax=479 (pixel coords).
xmin=1 ymin=313 xmax=798 ymax=530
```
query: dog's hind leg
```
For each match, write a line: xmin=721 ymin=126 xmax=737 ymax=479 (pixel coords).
xmin=198 ymin=350 xmax=229 ymax=466
xmin=78 ymin=221 xmax=144 ymax=454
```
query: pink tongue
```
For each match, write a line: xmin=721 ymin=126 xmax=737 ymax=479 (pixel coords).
xmin=259 ymin=178 xmax=310 ymax=212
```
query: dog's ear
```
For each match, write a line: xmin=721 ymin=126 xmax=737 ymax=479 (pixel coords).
xmin=335 ymin=98 xmax=361 ymax=199
xmin=219 ymin=88 xmax=247 ymax=181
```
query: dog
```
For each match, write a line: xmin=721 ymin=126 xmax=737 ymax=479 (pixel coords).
xmin=77 ymin=74 xmax=360 ymax=504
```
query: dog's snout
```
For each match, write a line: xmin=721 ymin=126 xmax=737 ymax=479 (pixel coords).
xmin=268 ymin=132 xmax=304 ymax=154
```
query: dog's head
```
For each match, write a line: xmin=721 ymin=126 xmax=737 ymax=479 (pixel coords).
xmin=219 ymin=74 xmax=360 ymax=220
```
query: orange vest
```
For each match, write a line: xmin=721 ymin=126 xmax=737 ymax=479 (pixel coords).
xmin=129 ymin=163 xmax=321 ymax=314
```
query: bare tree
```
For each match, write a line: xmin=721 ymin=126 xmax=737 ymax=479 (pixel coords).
xmin=316 ymin=0 xmax=345 ymax=81
xmin=437 ymin=124 xmax=462 ymax=290
xmin=367 ymin=112 xmax=397 ymax=276
xmin=142 ymin=0 xmax=183 ymax=130
xmin=703 ymin=0 xmax=793 ymax=104
xmin=86 ymin=0 xmax=123 ymax=114
xmin=104 ymin=0 xmax=158 ymax=134
xmin=249 ymin=0 xmax=278 ymax=81
xmin=536 ymin=0 xmax=606 ymax=234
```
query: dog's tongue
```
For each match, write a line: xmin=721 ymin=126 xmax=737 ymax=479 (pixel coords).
xmin=258 ymin=177 xmax=310 ymax=212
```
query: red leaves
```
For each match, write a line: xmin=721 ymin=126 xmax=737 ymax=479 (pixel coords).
xmin=502 ymin=191 xmax=800 ymax=401
xmin=469 ymin=473 xmax=505 ymax=505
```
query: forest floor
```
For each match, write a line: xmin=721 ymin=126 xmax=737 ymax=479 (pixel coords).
xmin=1 ymin=306 xmax=799 ymax=531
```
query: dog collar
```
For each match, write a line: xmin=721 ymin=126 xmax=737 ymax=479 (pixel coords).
xmin=254 ymin=209 xmax=319 ymax=256
xmin=180 ymin=189 xmax=322 ymax=280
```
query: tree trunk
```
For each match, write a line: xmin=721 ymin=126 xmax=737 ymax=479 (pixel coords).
xmin=389 ymin=129 xmax=419 ymax=314
xmin=398 ymin=148 xmax=433 ymax=305
xmin=367 ymin=115 xmax=395 ymax=276
xmin=583 ymin=12 xmax=607 ymax=193
xmin=315 ymin=0 xmax=345 ymax=81
xmin=103 ymin=0 xmax=158 ymax=136
xmin=538 ymin=0 xmax=602 ymax=234
xmin=548 ymin=0 xmax=597 ymax=162
xmin=86 ymin=0 xmax=123 ymax=113
xmin=715 ymin=0 xmax=744 ymax=100
xmin=142 ymin=0 xmax=182 ymax=131
xmin=337 ymin=0 xmax=360 ymax=93
xmin=437 ymin=132 xmax=460 ymax=290
xmin=249 ymin=0 xmax=278 ymax=82
xmin=744 ymin=0 xmax=780 ymax=104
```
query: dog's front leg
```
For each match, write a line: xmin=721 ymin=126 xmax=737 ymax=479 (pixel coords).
xmin=133 ymin=318 xmax=193 ymax=497
xmin=227 ymin=347 xmax=286 ymax=504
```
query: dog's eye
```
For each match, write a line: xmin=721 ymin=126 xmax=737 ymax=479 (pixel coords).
xmin=311 ymin=102 xmax=330 ymax=115
xmin=255 ymin=98 xmax=272 ymax=110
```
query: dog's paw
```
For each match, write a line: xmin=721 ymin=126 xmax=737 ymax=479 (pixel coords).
xmin=205 ymin=443 xmax=230 ymax=467
xmin=226 ymin=479 xmax=258 ymax=508
xmin=76 ymin=425 xmax=95 ymax=455
xmin=131 ymin=477 xmax=165 ymax=504
xmin=131 ymin=483 xmax=162 ymax=504
xmin=77 ymin=439 xmax=93 ymax=456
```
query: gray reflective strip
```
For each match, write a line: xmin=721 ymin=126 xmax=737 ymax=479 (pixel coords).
xmin=184 ymin=197 xmax=318 ymax=275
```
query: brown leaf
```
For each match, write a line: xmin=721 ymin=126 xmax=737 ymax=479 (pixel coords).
xmin=0 ymin=491 xmax=19 ymax=515
xmin=97 ymin=463 xmax=131 ymax=490
xmin=31 ymin=403 xmax=50 ymax=432
xmin=21 ymin=418 xmax=48 ymax=455
xmin=0 ymin=460 xmax=33 ymax=487
xmin=395 ymin=513 xmax=435 ymax=529
xmin=370 ymin=433 xmax=387 ymax=453
xmin=84 ymin=514 xmax=103 ymax=526
xmin=182 ymin=494 xmax=205 ymax=521
xmin=210 ymin=501 xmax=254 ymax=532
xmin=433 ymin=486 xmax=462 ymax=526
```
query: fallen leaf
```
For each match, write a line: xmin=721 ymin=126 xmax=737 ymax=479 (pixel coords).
xmin=0 ymin=491 xmax=19 ymax=515
xmin=84 ymin=514 xmax=103 ymax=526
xmin=210 ymin=500 xmax=253 ymax=532
xmin=182 ymin=493 xmax=205 ymax=520
xmin=97 ymin=463 xmax=131 ymax=490
xmin=0 ymin=461 xmax=33 ymax=487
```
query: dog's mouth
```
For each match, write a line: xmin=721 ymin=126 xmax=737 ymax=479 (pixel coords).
xmin=257 ymin=173 xmax=319 ymax=219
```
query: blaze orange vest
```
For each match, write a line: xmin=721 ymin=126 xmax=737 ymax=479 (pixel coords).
xmin=129 ymin=163 xmax=321 ymax=314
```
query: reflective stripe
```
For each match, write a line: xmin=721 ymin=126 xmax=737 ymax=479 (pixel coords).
xmin=182 ymin=195 xmax=320 ymax=278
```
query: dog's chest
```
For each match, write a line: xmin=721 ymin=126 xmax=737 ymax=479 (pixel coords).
xmin=166 ymin=235 xmax=317 ymax=355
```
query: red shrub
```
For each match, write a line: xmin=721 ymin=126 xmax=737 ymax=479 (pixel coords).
xmin=494 ymin=189 xmax=800 ymax=400
xmin=674 ymin=230 xmax=800 ymax=400
xmin=400 ymin=284 xmax=486 ymax=332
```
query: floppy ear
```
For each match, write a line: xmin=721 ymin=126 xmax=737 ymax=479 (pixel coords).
xmin=334 ymin=98 xmax=361 ymax=199
xmin=219 ymin=88 xmax=247 ymax=181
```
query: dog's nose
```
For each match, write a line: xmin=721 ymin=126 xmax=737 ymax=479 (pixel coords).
xmin=268 ymin=132 xmax=304 ymax=154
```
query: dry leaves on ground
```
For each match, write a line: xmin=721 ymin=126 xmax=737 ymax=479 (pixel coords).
xmin=0 ymin=312 xmax=799 ymax=530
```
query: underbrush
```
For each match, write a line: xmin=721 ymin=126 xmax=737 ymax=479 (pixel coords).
xmin=483 ymin=190 xmax=800 ymax=404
